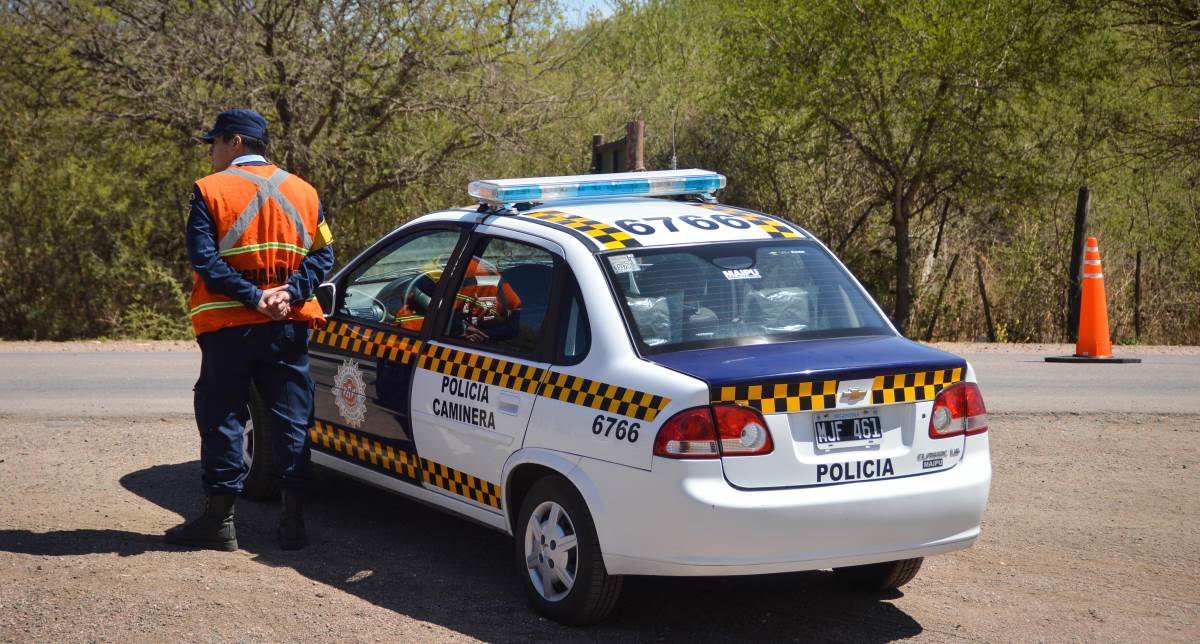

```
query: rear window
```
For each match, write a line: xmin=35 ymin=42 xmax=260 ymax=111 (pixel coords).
xmin=603 ymin=240 xmax=891 ymax=353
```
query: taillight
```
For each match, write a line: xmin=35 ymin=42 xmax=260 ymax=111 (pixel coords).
xmin=929 ymin=382 xmax=988 ymax=439
xmin=654 ymin=405 xmax=774 ymax=458
xmin=653 ymin=407 xmax=720 ymax=458
xmin=713 ymin=404 xmax=774 ymax=456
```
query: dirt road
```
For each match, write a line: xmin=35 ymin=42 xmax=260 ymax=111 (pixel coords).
xmin=1 ymin=343 xmax=1198 ymax=641
xmin=1 ymin=412 xmax=1196 ymax=642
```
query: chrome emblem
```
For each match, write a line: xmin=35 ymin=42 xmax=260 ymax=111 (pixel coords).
xmin=840 ymin=388 xmax=867 ymax=404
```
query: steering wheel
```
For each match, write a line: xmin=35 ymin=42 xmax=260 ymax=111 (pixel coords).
xmin=370 ymin=271 xmax=437 ymax=325
xmin=401 ymin=273 xmax=434 ymax=313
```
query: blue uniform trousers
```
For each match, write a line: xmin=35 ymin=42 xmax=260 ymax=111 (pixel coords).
xmin=194 ymin=320 xmax=313 ymax=495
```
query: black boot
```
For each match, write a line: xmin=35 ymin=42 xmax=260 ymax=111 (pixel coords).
xmin=165 ymin=494 xmax=237 ymax=551
xmin=278 ymin=489 xmax=307 ymax=550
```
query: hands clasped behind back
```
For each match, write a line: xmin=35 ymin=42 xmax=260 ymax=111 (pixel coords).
xmin=256 ymin=285 xmax=293 ymax=321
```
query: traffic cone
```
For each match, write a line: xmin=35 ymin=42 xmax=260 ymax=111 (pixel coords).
xmin=1076 ymin=237 xmax=1112 ymax=357
xmin=1047 ymin=236 xmax=1140 ymax=363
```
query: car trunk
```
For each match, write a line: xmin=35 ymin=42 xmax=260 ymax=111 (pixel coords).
xmin=649 ymin=335 xmax=969 ymax=488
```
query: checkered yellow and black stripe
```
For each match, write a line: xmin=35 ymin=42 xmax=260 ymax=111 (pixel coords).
xmin=697 ymin=203 xmax=802 ymax=239
xmin=419 ymin=458 xmax=502 ymax=509
xmin=310 ymin=320 xmax=423 ymax=364
xmin=523 ymin=209 xmax=642 ymax=250
xmin=310 ymin=420 xmax=421 ymax=480
xmin=310 ymin=420 xmax=502 ymax=509
xmin=538 ymin=372 xmax=671 ymax=422
xmin=871 ymin=368 xmax=963 ymax=405
xmin=416 ymin=344 xmax=545 ymax=395
xmin=712 ymin=380 xmax=838 ymax=413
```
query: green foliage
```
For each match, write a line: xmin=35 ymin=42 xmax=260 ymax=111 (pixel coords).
xmin=0 ymin=0 xmax=1197 ymax=343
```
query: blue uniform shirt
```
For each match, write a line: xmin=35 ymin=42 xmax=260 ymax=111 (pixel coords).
xmin=186 ymin=157 xmax=335 ymax=309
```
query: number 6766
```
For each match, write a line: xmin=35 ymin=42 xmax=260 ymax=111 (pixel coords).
xmin=592 ymin=414 xmax=640 ymax=443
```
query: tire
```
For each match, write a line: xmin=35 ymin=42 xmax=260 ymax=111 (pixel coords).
xmin=833 ymin=557 xmax=924 ymax=592
xmin=241 ymin=385 xmax=281 ymax=501
xmin=514 ymin=476 xmax=622 ymax=625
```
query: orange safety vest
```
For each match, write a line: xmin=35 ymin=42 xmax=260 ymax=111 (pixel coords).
xmin=455 ymin=258 xmax=521 ymax=326
xmin=188 ymin=164 xmax=327 ymax=336
xmin=392 ymin=305 xmax=425 ymax=332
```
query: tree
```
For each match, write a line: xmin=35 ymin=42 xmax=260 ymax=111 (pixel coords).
xmin=0 ymin=0 xmax=579 ymax=339
xmin=726 ymin=0 xmax=1097 ymax=333
xmin=1118 ymin=0 xmax=1200 ymax=162
xmin=7 ymin=0 xmax=575 ymax=219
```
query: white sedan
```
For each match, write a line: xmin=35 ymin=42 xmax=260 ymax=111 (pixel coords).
xmin=239 ymin=170 xmax=991 ymax=624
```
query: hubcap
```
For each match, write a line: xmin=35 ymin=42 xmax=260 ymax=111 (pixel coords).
xmin=523 ymin=500 xmax=579 ymax=601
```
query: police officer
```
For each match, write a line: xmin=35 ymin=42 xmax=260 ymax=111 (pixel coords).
xmin=166 ymin=109 xmax=334 ymax=551
xmin=452 ymin=256 xmax=522 ymax=344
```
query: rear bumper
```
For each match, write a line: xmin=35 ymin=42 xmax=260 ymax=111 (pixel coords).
xmin=579 ymin=434 xmax=991 ymax=577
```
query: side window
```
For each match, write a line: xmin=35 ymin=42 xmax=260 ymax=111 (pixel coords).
xmin=557 ymin=273 xmax=590 ymax=363
xmin=338 ymin=229 xmax=463 ymax=331
xmin=441 ymin=236 xmax=556 ymax=356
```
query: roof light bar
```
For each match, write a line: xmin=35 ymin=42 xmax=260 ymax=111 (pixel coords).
xmin=468 ymin=169 xmax=726 ymax=204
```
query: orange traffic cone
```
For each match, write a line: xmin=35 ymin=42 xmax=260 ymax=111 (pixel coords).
xmin=1076 ymin=237 xmax=1112 ymax=357
xmin=1047 ymin=236 xmax=1140 ymax=363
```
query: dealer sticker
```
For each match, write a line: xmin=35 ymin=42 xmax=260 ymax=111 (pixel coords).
xmin=722 ymin=268 xmax=761 ymax=280
xmin=609 ymin=254 xmax=639 ymax=274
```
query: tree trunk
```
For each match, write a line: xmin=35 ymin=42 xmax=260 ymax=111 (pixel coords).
xmin=891 ymin=184 xmax=912 ymax=335
xmin=976 ymin=254 xmax=997 ymax=342
xmin=923 ymin=253 xmax=960 ymax=342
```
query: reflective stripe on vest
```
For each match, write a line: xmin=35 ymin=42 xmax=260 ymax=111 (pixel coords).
xmin=188 ymin=300 xmax=245 ymax=318
xmin=218 ymin=167 xmax=313 ymax=251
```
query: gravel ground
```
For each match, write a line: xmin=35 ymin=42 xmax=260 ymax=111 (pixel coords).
xmin=2 ymin=411 xmax=1197 ymax=642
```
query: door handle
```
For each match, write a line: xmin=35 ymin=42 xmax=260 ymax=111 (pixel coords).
xmin=498 ymin=392 xmax=521 ymax=416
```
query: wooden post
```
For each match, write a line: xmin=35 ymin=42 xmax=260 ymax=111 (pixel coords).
xmin=625 ymin=120 xmax=645 ymax=171
xmin=1066 ymin=185 xmax=1090 ymax=342
xmin=591 ymin=121 xmax=645 ymax=173
xmin=976 ymin=254 xmax=996 ymax=342
xmin=591 ymin=134 xmax=605 ymax=173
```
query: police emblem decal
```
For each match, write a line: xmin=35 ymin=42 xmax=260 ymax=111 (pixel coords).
xmin=333 ymin=359 xmax=367 ymax=427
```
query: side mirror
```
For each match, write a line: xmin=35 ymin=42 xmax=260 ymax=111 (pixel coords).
xmin=316 ymin=282 xmax=336 ymax=316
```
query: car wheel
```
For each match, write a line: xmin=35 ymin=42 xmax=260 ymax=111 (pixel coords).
xmin=241 ymin=385 xmax=281 ymax=501
xmin=834 ymin=557 xmax=924 ymax=592
xmin=515 ymin=476 xmax=622 ymax=625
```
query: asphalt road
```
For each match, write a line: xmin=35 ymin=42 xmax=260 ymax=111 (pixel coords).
xmin=0 ymin=345 xmax=1196 ymax=417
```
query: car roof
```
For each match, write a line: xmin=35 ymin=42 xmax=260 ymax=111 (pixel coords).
xmin=416 ymin=197 xmax=810 ymax=254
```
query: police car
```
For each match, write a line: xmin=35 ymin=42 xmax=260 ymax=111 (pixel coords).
xmin=240 ymin=170 xmax=992 ymax=624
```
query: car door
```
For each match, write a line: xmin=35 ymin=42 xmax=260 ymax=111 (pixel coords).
xmin=307 ymin=224 xmax=470 ymax=489
xmin=408 ymin=228 xmax=564 ymax=512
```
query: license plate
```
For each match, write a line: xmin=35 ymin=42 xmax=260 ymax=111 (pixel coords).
xmin=814 ymin=414 xmax=882 ymax=446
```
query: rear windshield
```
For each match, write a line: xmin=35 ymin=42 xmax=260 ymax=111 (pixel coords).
xmin=603 ymin=240 xmax=892 ymax=353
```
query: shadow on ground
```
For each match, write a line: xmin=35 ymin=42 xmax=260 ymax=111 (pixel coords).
xmin=3 ymin=461 xmax=923 ymax=642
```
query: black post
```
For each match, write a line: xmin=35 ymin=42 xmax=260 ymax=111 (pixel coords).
xmin=1066 ymin=185 xmax=1090 ymax=342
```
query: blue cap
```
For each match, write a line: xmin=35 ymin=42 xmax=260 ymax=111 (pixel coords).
xmin=201 ymin=109 xmax=270 ymax=145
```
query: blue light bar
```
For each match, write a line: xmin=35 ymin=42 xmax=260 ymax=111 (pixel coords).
xmin=468 ymin=169 xmax=726 ymax=204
